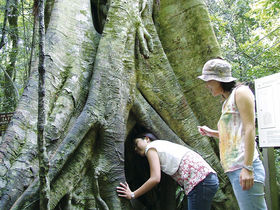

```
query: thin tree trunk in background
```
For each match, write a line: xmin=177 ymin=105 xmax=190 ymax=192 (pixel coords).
xmin=0 ymin=0 xmax=10 ymax=49
xmin=4 ymin=0 xmax=19 ymax=112
xmin=7 ymin=0 xmax=19 ymax=81
xmin=37 ymin=0 xmax=50 ymax=209
xmin=28 ymin=15 xmax=37 ymax=78
xmin=21 ymin=0 xmax=28 ymax=81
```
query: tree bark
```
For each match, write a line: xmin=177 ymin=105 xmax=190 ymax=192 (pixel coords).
xmin=154 ymin=0 xmax=223 ymax=128
xmin=37 ymin=0 xmax=50 ymax=209
xmin=0 ymin=0 xmax=239 ymax=209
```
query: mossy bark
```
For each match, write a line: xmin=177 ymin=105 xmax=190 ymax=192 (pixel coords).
xmin=154 ymin=0 xmax=223 ymax=129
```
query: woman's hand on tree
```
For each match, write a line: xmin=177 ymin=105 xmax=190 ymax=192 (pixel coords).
xmin=116 ymin=182 xmax=133 ymax=200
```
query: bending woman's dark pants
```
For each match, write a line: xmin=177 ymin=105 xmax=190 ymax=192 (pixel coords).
xmin=187 ymin=173 xmax=219 ymax=210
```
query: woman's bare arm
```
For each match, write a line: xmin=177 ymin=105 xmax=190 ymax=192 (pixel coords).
xmin=235 ymin=86 xmax=255 ymax=191
xmin=117 ymin=148 xmax=161 ymax=199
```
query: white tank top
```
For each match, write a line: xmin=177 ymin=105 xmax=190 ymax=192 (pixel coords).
xmin=145 ymin=140 xmax=189 ymax=175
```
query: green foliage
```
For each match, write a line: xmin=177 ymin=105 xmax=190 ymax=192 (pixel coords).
xmin=206 ymin=0 xmax=280 ymax=82
xmin=0 ymin=0 xmax=34 ymax=113
xmin=275 ymin=149 xmax=280 ymax=184
xmin=175 ymin=186 xmax=187 ymax=209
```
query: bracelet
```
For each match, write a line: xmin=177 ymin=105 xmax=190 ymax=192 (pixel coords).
xmin=243 ymin=165 xmax=254 ymax=172
xmin=131 ymin=192 xmax=135 ymax=199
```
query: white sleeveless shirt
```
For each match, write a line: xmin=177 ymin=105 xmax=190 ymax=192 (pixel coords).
xmin=145 ymin=140 xmax=189 ymax=175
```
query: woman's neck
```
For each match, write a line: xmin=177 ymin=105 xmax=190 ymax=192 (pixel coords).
xmin=222 ymin=91 xmax=231 ymax=99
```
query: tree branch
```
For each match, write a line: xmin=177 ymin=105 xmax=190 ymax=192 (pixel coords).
xmin=0 ymin=64 xmax=19 ymax=100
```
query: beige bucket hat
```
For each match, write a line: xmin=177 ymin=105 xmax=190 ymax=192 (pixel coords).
xmin=197 ymin=59 xmax=237 ymax=82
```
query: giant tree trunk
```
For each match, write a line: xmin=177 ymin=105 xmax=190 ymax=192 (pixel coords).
xmin=0 ymin=0 xmax=238 ymax=209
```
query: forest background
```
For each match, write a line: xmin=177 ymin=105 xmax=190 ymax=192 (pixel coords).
xmin=0 ymin=0 xmax=280 ymax=201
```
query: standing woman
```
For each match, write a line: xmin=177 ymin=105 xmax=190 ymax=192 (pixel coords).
xmin=117 ymin=133 xmax=219 ymax=210
xmin=197 ymin=58 xmax=267 ymax=210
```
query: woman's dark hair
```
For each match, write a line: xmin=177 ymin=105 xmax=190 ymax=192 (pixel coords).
xmin=135 ymin=133 xmax=158 ymax=141
xmin=220 ymin=81 xmax=237 ymax=93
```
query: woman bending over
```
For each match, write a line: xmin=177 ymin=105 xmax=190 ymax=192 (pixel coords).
xmin=117 ymin=133 xmax=219 ymax=210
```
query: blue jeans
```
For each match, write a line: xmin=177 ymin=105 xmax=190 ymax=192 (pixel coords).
xmin=226 ymin=157 xmax=267 ymax=210
xmin=187 ymin=173 xmax=219 ymax=210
